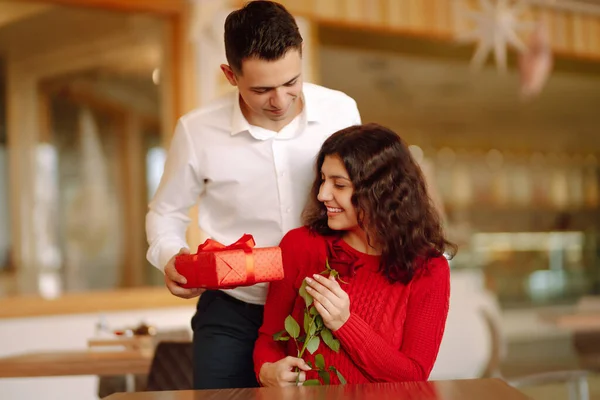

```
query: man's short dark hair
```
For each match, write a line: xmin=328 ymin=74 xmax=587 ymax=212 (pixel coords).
xmin=224 ymin=1 xmax=303 ymax=75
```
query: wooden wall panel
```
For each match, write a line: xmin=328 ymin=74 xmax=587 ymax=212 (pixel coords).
xmin=233 ymin=0 xmax=600 ymax=61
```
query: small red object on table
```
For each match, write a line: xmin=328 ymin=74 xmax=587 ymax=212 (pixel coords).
xmin=175 ymin=234 xmax=283 ymax=289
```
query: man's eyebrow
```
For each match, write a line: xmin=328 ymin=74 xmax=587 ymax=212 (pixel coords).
xmin=250 ymin=74 xmax=300 ymax=91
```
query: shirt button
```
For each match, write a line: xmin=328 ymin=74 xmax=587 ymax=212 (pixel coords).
xmin=286 ymin=208 xmax=291 ymax=213
xmin=280 ymin=172 xmax=285 ymax=177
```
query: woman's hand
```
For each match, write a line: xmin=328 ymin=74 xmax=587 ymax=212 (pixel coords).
xmin=259 ymin=356 xmax=311 ymax=387
xmin=305 ymin=274 xmax=350 ymax=331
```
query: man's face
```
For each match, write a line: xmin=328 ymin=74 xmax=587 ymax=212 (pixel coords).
xmin=221 ymin=49 xmax=303 ymax=129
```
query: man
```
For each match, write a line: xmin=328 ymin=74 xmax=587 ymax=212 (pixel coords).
xmin=146 ymin=0 xmax=360 ymax=390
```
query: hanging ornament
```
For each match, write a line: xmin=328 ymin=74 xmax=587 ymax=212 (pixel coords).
xmin=455 ymin=0 xmax=534 ymax=72
xmin=518 ymin=17 xmax=553 ymax=99
xmin=189 ymin=0 xmax=231 ymax=47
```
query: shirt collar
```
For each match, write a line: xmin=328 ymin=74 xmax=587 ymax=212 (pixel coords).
xmin=230 ymin=83 xmax=322 ymax=137
xmin=302 ymin=83 xmax=323 ymax=123
xmin=231 ymin=94 xmax=251 ymax=136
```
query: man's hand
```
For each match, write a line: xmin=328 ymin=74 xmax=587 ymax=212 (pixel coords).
xmin=164 ymin=248 xmax=205 ymax=299
xmin=259 ymin=357 xmax=311 ymax=387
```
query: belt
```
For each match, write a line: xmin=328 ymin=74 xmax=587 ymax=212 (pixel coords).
xmin=211 ymin=290 xmax=264 ymax=310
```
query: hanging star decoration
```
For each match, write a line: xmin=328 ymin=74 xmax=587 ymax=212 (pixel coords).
xmin=188 ymin=0 xmax=229 ymax=46
xmin=518 ymin=18 xmax=553 ymax=99
xmin=455 ymin=0 xmax=535 ymax=72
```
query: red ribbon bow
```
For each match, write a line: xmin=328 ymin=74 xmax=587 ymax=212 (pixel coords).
xmin=197 ymin=234 xmax=256 ymax=284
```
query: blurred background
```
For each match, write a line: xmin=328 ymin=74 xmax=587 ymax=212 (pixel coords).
xmin=0 ymin=0 xmax=599 ymax=399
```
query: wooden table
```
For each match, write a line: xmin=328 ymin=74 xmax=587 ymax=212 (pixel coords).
xmin=541 ymin=311 xmax=600 ymax=332
xmin=103 ymin=378 xmax=530 ymax=400
xmin=0 ymin=350 xmax=151 ymax=378
xmin=539 ymin=297 xmax=600 ymax=332
xmin=0 ymin=350 xmax=152 ymax=391
xmin=0 ymin=286 xmax=191 ymax=319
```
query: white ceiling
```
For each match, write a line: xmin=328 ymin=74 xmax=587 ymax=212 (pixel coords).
xmin=319 ymin=46 xmax=600 ymax=153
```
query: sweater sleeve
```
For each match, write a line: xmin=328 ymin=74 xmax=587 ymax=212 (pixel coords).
xmin=253 ymin=229 xmax=304 ymax=382
xmin=333 ymin=257 xmax=450 ymax=382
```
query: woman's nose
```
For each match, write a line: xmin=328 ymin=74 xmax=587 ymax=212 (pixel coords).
xmin=317 ymin=184 xmax=332 ymax=202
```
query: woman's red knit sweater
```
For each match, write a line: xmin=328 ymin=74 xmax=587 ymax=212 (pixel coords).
xmin=254 ymin=227 xmax=450 ymax=385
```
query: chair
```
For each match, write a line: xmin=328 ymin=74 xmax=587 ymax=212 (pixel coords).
xmin=480 ymin=308 xmax=590 ymax=400
xmin=145 ymin=341 xmax=194 ymax=391
xmin=571 ymin=295 xmax=600 ymax=371
xmin=430 ymin=273 xmax=504 ymax=380
xmin=97 ymin=328 xmax=192 ymax=397
xmin=573 ymin=330 xmax=600 ymax=371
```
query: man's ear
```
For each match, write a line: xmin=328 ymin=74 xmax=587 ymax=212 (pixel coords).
xmin=220 ymin=64 xmax=237 ymax=86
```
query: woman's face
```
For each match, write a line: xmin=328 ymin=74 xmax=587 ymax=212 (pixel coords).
xmin=317 ymin=155 xmax=359 ymax=231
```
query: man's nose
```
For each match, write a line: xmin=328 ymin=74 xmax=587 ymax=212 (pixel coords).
xmin=270 ymin=88 xmax=286 ymax=108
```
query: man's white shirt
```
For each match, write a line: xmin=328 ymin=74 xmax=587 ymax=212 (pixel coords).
xmin=146 ymin=83 xmax=361 ymax=305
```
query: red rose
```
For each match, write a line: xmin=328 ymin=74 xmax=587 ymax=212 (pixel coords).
xmin=325 ymin=238 xmax=364 ymax=278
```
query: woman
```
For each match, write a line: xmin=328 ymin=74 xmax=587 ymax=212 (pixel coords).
xmin=254 ymin=123 xmax=456 ymax=386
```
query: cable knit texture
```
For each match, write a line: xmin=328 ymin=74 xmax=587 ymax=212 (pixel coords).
xmin=254 ymin=226 xmax=450 ymax=385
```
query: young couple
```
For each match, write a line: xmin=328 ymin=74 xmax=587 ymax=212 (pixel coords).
xmin=146 ymin=0 xmax=455 ymax=390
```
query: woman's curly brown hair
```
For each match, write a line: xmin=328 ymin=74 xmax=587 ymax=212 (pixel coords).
xmin=302 ymin=123 xmax=456 ymax=284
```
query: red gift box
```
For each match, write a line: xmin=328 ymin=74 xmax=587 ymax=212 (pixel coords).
xmin=174 ymin=234 xmax=283 ymax=289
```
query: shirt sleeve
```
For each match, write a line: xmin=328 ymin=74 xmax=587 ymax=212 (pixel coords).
xmin=253 ymin=230 xmax=304 ymax=383
xmin=145 ymin=119 xmax=205 ymax=272
xmin=333 ymin=257 xmax=450 ymax=382
xmin=350 ymin=98 xmax=362 ymax=125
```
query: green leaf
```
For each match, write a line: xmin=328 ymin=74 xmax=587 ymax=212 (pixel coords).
xmin=309 ymin=306 xmax=319 ymax=316
xmin=299 ymin=280 xmax=313 ymax=307
xmin=305 ymin=360 xmax=313 ymax=369
xmin=331 ymin=339 xmax=340 ymax=352
xmin=320 ymin=328 xmax=340 ymax=352
xmin=328 ymin=366 xmax=347 ymax=384
xmin=275 ymin=336 xmax=290 ymax=341
xmin=314 ymin=354 xmax=325 ymax=370
xmin=284 ymin=315 xmax=300 ymax=339
xmin=315 ymin=315 xmax=324 ymax=330
xmin=303 ymin=312 xmax=311 ymax=334
xmin=273 ymin=330 xmax=288 ymax=340
xmin=309 ymin=321 xmax=317 ymax=336
xmin=297 ymin=334 xmax=306 ymax=343
xmin=335 ymin=369 xmax=347 ymax=385
xmin=306 ymin=336 xmax=320 ymax=354
xmin=318 ymin=370 xmax=330 ymax=385
xmin=303 ymin=379 xmax=321 ymax=386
